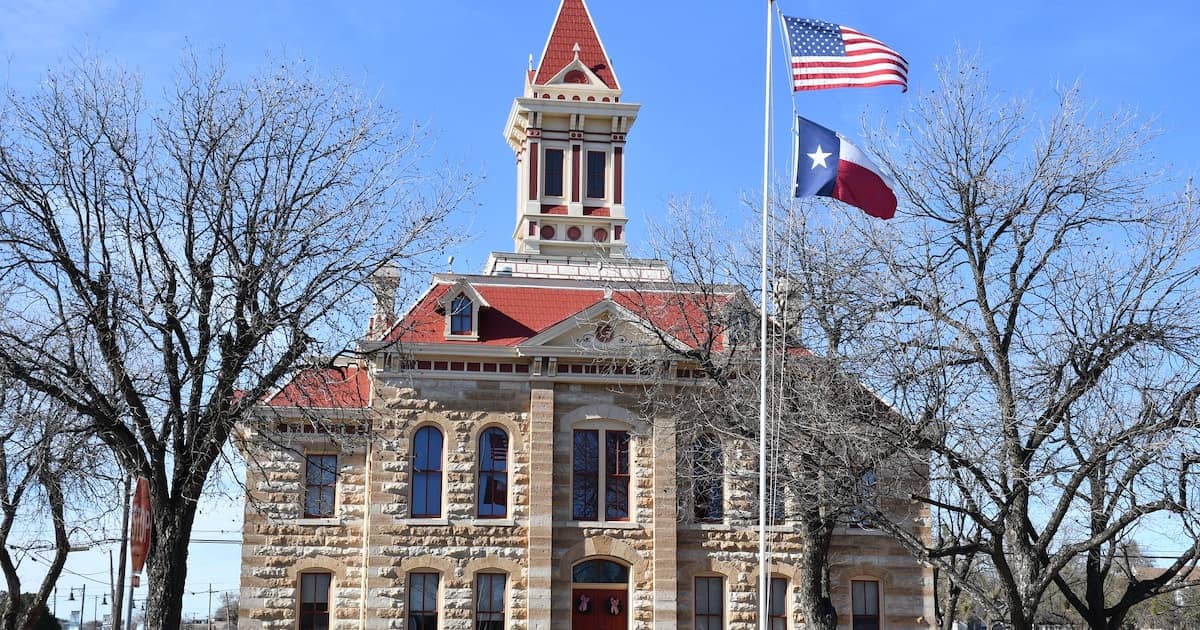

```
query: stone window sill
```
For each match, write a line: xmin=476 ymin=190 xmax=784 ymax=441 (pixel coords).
xmin=570 ymin=520 xmax=640 ymax=530
xmin=470 ymin=518 xmax=517 ymax=527
xmin=293 ymin=517 xmax=341 ymax=526
xmin=398 ymin=517 xmax=450 ymax=526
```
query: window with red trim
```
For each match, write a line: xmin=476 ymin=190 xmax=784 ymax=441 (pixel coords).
xmin=477 ymin=428 xmax=509 ymax=518
xmin=304 ymin=454 xmax=337 ymax=518
xmin=572 ymin=429 xmax=631 ymax=521
xmin=851 ymin=580 xmax=880 ymax=630
xmin=299 ymin=572 xmax=331 ymax=630
xmin=694 ymin=576 xmax=723 ymax=630
xmin=412 ymin=427 xmax=443 ymax=518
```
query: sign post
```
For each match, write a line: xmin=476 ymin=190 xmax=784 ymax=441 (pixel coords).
xmin=128 ymin=478 xmax=151 ymax=630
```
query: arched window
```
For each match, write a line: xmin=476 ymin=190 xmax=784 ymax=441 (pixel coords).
xmin=693 ymin=434 xmax=723 ymax=521
xmin=572 ymin=428 xmax=630 ymax=521
xmin=450 ymin=294 xmax=473 ymax=335
xmin=477 ymin=427 xmax=509 ymax=518
xmin=412 ymin=427 xmax=444 ymax=518
xmin=572 ymin=560 xmax=629 ymax=584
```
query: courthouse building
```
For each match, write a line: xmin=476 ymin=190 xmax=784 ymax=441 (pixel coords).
xmin=237 ymin=1 xmax=935 ymax=628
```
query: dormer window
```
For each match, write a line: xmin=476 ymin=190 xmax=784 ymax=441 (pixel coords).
xmin=438 ymin=279 xmax=488 ymax=341
xmin=450 ymin=294 xmax=473 ymax=335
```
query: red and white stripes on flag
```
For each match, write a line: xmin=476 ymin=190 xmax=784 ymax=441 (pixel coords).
xmin=782 ymin=16 xmax=908 ymax=92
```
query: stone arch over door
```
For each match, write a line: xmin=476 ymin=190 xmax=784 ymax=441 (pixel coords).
xmin=558 ymin=535 xmax=646 ymax=578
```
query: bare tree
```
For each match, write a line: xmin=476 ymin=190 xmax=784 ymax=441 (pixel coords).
xmin=852 ymin=53 xmax=1200 ymax=629
xmin=620 ymin=200 xmax=922 ymax=630
xmin=0 ymin=375 xmax=105 ymax=630
xmin=0 ymin=52 xmax=468 ymax=627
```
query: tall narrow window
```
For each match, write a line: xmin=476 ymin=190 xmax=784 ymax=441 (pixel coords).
xmin=851 ymin=580 xmax=880 ymax=630
xmin=299 ymin=572 xmax=331 ymax=630
xmin=573 ymin=429 xmax=631 ymax=521
xmin=450 ymin=294 xmax=473 ymax=335
xmin=475 ymin=573 xmax=506 ymax=630
xmin=586 ymin=151 xmax=606 ymax=198
xmin=544 ymin=148 xmax=564 ymax=197
xmin=768 ymin=462 xmax=786 ymax=525
xmin=693 ymin=435 xmax=723 ymax=521
xmin=408 ymin=572 xmax=439 ymax=630
xmin=694 ymin=576 xmax=724 ymax=630
xmin=477 ymin=428 xmax=509 ymax=518
xmin=605 ymin=430 xmax=630 ymax=520
xmin=572 ymin=430 xmax=599 ymax=520
xmin=304 ymin=454 xmax=337 ymax=518
xmin=412 ymin=427 xmax=444 ymax=518
xmin=768 ymin=577 xmax=788 ymax=630
xmin=850 ymin=468 xmax=878 ymax=528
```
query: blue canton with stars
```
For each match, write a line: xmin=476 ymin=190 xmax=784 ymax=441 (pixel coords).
xmin=784 ymin=17 xmax=846 ymax=57
xmin=794 ymin=117 xmax=840 ymax=198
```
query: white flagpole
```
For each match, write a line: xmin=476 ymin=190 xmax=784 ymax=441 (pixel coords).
xmin=758 ymin=2 xmax=773 ymax=630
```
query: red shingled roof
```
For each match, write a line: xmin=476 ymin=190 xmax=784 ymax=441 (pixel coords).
xmin=387 ymin=281 xmax=732 ymax=350
xmin=265 ymin=364 xmax=371 ymax=409
xmin=533 ymin=0 xmax=617 ymax=89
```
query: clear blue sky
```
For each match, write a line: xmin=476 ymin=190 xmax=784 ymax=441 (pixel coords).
xmin=3 ymin=0 xmax=1198 ymax=619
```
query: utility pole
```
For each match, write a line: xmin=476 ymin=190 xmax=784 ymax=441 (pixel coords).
xmin=207 ymin=583 xmax=213 ymax=630
xmin=113 ymin=477 xmax=130 ymax=630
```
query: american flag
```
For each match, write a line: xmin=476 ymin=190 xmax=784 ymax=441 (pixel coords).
xmin=782 ymin=16 xmax=908 ymax=92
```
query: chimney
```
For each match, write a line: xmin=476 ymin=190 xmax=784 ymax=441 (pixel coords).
xmin=368 ymin=265 xmax=401 ymax=336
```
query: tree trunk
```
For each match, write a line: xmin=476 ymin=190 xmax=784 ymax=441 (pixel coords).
xmin=796 ymin=515 xmax=838 ymax=630
xmin=145 ymin=498 xmax=200 ymax=630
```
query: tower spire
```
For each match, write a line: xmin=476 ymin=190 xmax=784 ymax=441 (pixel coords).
xmin=501 ymin=0 xmax=640 ymax=260
xmin=532 ymin=0 xmax=619 ymax=89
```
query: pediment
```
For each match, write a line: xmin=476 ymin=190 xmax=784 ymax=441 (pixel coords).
xmin=518 ymin=298 xmax=688 ymax=353
xmin=435 ymin=278 xmax=490 ymax=311
xmin=544 ymin=56 xmax=606 ymax=88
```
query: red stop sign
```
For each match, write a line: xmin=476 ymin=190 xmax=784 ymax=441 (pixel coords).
xmin=130 ymin=477 xmax=152 ymax=573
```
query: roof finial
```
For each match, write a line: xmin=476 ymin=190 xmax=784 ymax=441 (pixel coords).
xmin=572 ymin=42 xmax=581 ymax=60
xmin=528 ymin=53 xmax=534 ymax=72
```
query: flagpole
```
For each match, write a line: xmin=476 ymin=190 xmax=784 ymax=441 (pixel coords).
xmin=758 ymin=1 xmax=773 ymax=630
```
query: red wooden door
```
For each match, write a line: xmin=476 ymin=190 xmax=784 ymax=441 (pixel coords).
xmin=571 ymin=588 xmax=628 ymax=630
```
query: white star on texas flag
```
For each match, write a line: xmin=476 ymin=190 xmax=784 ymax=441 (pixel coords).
xmin=807 ymin=145 xmax=832 ymax=169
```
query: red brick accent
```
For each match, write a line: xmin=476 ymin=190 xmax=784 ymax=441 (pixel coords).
xmin=571 ymin=145 xmax=581 ymax=203
xmin=529 ymin=141 xmax=539 ymax=201
xmin=614 ymin=146 xmax=624 ymax=204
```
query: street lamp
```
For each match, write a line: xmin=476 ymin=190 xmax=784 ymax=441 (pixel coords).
xmin=92 ymin=594 xmax=108 ymax=629
xmin=66 ymin=586 xmax=86 ymax=627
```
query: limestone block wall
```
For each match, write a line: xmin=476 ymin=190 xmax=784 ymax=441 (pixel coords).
xmin=361 ymin=376 xmax=532 ymax=629
xmin=239 ymin=372 xmax=934 ymax=630
xmin=550 ymin=384 xmax=659 ymax=630
xmin=240 ymin=431 xmax=369 ymax=630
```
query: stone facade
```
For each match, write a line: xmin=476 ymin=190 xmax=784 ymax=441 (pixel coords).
xmin=238 ymin=2 xmax=935 ymax=628
xmin=240 ymin=368 xmax=934 ymax=630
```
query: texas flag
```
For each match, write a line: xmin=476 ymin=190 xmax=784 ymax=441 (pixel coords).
xmin=793 ymin=116 xmax=897 ymax=220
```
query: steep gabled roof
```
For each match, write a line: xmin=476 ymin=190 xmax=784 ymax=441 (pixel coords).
xmin=264 ymin=364 xmax=372 ymax=409
xmin=532 ymin=0 xmax=618 ymax=89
